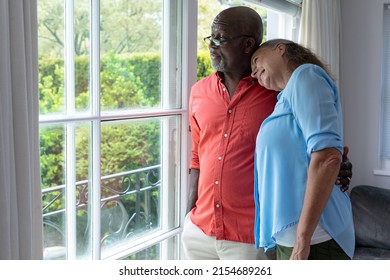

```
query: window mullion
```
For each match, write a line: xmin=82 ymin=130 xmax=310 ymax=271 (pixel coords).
xmin=380 ymin=4 xmax=390 ymax=167
xmin=90 ymin=0 xmax=101 ymax=260
xmin=65 ymin=0 xmax=75 ymax=115
xmin=163 ymin=0 xmax=180 ymax=109
xmin=160 ymin=0 xmax=182 ymax=259
xmin=64 ymin=0 xmax=77 ymax=260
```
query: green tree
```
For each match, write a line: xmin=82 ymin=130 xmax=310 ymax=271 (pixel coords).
xmin=100 ymin=0 xmax=162 ymax=54
xmin=38 ymin=0 xmax=163 ymax=58
xmin=38 ymin=0 xmax=64 ymax=58
xmin=38 ymin=0 xmax=267 ymax=58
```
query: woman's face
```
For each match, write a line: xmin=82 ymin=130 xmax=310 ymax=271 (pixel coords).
xmin=251 ymin=45 xmax=288 ymax=91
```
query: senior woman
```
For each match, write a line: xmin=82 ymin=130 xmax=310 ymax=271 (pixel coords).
xmin=251 ymin=39 xmax=355 ymax=260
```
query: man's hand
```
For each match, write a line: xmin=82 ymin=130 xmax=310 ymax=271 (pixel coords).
xmin=336 ymin=146 xmax=352 ymax=192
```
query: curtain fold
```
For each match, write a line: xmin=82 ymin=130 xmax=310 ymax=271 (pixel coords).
xmin=0 ymin=0 xmax=43 ymax=260
xmin=298 ymin=0 xmax=341 ymax=87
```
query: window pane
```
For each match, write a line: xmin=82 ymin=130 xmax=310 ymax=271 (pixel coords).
xmin=100 ymin=0 xmax=163 ymax=111
xmin=40 ymin=124 xmax=65 ymax=189
xmin=100 ymin=116 xmax=180 ymax=255
xmin=122 ymin=235 xmax=180 ymax=260
xmin=38 ymin=0 xmax=65 ymax=115
xmin=41 ymin=125 xmax=65 ymax=260
xmin=74 ymin=0 xmax=91 ymax=112
xmin=41 ymin=122 xmax=92 ymax=259
xmin=74 ymin=123 xmax=92 ymax=258
xmin=38 ymin=0 xmax=92 ymax=115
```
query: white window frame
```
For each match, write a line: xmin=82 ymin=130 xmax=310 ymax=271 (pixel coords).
xmin=242 ymin=0 xmax=301 ymax=41
xmin=375 ymin=3 xmax=390 ymax=176
xmin=39 ymin=0 xmax=193 ymax=260
xmin=266 ymin=9 xmax=300 ymax=41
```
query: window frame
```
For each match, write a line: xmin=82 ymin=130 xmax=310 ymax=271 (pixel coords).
xmin=375 ymin=3 xmax=390 ymax=176
xmin=39 ymin=0 xmax=193 ymax=260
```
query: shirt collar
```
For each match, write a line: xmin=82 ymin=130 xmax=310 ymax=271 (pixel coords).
xmin=215 ymin=71 xmax=257 ymax=83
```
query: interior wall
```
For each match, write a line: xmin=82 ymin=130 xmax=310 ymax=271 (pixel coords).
xmin=340 ymin=0 xmax=390 ymax=190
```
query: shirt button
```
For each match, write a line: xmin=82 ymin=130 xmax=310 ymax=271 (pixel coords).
xmin=218 ymin=156 xmax=222 ymax=160
xmin=216 ymin=204 xmax=220 ymax=208
xmin=228 ymin=109 xmax=232 ymax=113
xmin=215 ymin=180 xmax=219 ymax=185
xmin=224 ymin=133 xmax=228 ymax=137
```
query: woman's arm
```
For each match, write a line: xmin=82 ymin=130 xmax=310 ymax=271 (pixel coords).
xmin=290 ymin=147 xmax=342 ymax=260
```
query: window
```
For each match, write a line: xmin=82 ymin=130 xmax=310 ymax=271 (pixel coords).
xmin=265 ymin=9 xmax=300 ymax=42
xmin=39 ymin=0 xmax=186 ymax=260
xmin=378 ymin=4 xmax=390 ymax=173
xmin=248 ymin=0 xmax=301 ymax=42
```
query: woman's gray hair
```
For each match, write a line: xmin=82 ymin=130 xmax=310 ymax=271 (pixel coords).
xmin=258 ymin=39 xmax=333 ymax=80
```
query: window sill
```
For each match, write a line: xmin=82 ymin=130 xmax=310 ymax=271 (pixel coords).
xmin=373 ymin=169 xmax=390 ymax=176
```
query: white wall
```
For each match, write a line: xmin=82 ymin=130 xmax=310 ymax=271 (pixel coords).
xmin=341 ymin=0 xmax=390 ymax=190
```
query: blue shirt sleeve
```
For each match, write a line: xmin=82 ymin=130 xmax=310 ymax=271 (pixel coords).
xmin=287 ymin=64 xmax=343 ymax=155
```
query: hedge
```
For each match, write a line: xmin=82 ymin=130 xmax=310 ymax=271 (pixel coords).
xmin=39 ymin=50 xmax=214 ymax=189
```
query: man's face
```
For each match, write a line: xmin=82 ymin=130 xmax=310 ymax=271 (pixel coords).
xmin=207 ymin=15 xmax=248 ymax=73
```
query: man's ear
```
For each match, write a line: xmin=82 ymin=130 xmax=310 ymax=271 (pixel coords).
xmin=244 ymin=37 xmax=257 ymax=54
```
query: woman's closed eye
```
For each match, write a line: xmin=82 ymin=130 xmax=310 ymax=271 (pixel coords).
xmin=259 ymin=68 xmax=265 ymax=77
xmin=257 ymin=67 xmax=265 ymax=79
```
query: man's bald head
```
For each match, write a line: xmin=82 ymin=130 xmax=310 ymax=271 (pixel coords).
xmin=213 ymin=6 xmax=263 ymax=47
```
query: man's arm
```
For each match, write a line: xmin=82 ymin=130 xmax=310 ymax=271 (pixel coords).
xmin=186 ymin=168 xmax=200 ymax=214
xmin=336 ymin=146 xmax=353 ymax=192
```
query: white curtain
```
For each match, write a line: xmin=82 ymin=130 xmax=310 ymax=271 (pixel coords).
xmin=0 ymin=0 xmax=43 ymax=259
xmin=298 ymin=0 xmax=341 ymax=86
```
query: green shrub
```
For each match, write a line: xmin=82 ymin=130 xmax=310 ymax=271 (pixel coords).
xmin=39 ymin=52 xmax=213 ymax=188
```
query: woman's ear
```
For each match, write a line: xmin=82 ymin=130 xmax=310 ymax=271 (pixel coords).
xmin=276 ymin=43 xmax=286 ymax=55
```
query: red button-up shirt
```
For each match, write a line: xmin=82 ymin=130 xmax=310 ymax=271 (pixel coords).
xmin=189 ymin=72 xmax=278 ymax=244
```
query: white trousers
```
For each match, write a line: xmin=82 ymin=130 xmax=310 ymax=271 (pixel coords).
xmin=181 ymin=213 xmax=276 ymax=260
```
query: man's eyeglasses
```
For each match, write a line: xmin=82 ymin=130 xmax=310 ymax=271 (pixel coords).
xmin=203 ymin=35 xmax=251 ymax=47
